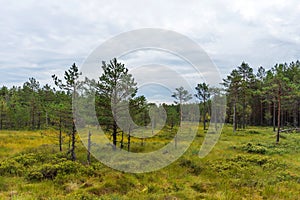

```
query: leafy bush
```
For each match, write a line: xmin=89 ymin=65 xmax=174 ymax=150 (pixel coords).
xmin=276 ymin=171 xmax=300 ymax=182
xmin=13 ymin=153 xmax=38 ymax=166
xmin=239 ymin=142 xmax=290 ymax=155
xmin=242 ymin=143 xmax=267 ymax=154
xmin=0 ymin=159 xmax=24 ymax=176
xmin=39 ymin=164 xmax=58 ymax=179
xmin=208 ymin=154 xmax=285 ymax=178
xmin=26 ymin=171 xmax=43 ymax=181
xmin=24 ymin=157 xmax=95 ymax=182
xmin=230 ymin=154 xmax=271 ymax=166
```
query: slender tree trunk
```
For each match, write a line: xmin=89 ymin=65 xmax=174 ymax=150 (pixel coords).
xmin=112 ymin=88 xmax=117 ymax=150
xmin=31 ymin=105 xmax=35 ymax=130
xmin=203 ymin=100 xmax=206 ymax=130
xmin=59 ymin=115 xmax=62 ymax=152
xmin=276 ymin=86 xmax=281 ymax=144
xmin=273 ymin=102 xmax=276 ymax=132
xmin=37 ymin=112 xmax=41 ymax=129
xmin=260 ymin=99 xmax=263 ymax=126
xmin=120 ymin=131 xmax=124 ymax=149
xmin=68 ymin=133 xmax=71 ymax=153
xmin=233 ymin=101 xmax=236 ymax=132
xmin=0 ymin=105 xmax=2 ymax=130
xmin=87 ymin=130 xmax=91 ymax=165
xmin=176 ymin=100 xmax=183 ymax=149
xmin=127 ymin=133 xmax=131 ymax=151
xmin=71 ymin=120 xmax=76 ymax=161
xmin=112 ymin=121 xmax=117 ymax=150
xmin=281 ymin=109 xmax=284 ymax=129
xmin=242 ymin=94 xmax=246 ymax=129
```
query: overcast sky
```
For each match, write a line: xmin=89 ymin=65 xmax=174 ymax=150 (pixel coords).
xmin=1 ymin=0 xmax=300 ymax=95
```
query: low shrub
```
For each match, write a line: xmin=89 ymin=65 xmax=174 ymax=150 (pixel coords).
xmin=179 ymin=158 xmax=202 ymax=175
xmin=247 ymin=130 xmax=261 ymax=134
xmin=26 ymin=171 xmax=43 ymax=181
xmin=13 ymin=153 xmax=38 ymax=166
xmin=242 ymin=143 xmax=267 ymax=154
xmin=0 ymin=159 xmax=24 ymax=176
xmin=239 ymin=142 xmax=290 ymax=155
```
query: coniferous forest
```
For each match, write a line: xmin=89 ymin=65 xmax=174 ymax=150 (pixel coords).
xmin=1 ymin=60 xmax=299 ymax=136
xmin=1 ymin=58 xmax=300 ymax=199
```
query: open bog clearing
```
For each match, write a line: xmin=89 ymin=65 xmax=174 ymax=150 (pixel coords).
xmin=1 ymin=125 xmax=300 ymax=200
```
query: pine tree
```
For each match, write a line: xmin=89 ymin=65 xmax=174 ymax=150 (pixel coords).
xmin=52 ymin=63 xmax=81 ymax=161
xmin=195 ymin=82 xmax=210 ymax=130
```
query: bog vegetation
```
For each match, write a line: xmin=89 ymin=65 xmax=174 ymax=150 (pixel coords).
xmin=0 ymin=59 xmax=300 ymax=199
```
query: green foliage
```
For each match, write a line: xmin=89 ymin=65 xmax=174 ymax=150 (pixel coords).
xmin=242 ymin=143 xmax=267 ymax=154
xmin=0 ymin=159 xmax=24 ymax=176
xmin=239 ymin=141 xmax=292 ymax=155
xmin=26 ymin=171 xmax=44 ymax=181
xmin=26 ymin=159 xmax=94 ymax=181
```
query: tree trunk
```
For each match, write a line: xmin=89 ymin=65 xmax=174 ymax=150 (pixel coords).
xmin=273 ymin=102 xmax=276 ymax=132
xmin=233 ymin=101 xmax=236 ymax=132
xmin=276 ymin=86 xmax=281 ymax=144
xmin=87 ymin=130 xmax=91 ymax=165
xmin=203 ymin=100 xmax=206 ymax=130
xmin=260 ymin=99 xmax=263 ymax=125
xmin=242 ymin=94 xmax=246 ymax=129
xmin=59 ymin=115 xmax=62 ymax=152
xmin=0 ymin=105 xmax=2 ymax=130
xmin=120 ymin=131 xmax=124 ymax=149
xmin=37 ymin=112 xmax=41 ymax=129
xmin=71 ymin=120 xmax=76 ymax=161
xmin=31 ymin=105 xmax=35 ymax=130
xmin=127 ymin=133 xmax=131 ymax=151
xmin=112 ymin=121 xmax=117 ymax=150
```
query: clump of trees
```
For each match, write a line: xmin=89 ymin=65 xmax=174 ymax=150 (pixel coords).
xmin=223 ymin=61 xmax=300 ymax=142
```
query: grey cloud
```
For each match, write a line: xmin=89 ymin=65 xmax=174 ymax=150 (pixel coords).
xmin=1 ymin=0 xmax=300 ymax=88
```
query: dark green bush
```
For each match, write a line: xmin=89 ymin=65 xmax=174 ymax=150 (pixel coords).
xmin=26 ymin=171 xmax=43 ymax=181
xmin=242 ymin=143 xmax=267 ymax=154
xmin=13 ymin=153 xmax=38 ymax=166
xmin=0 ymin=159 xmax=24 ymax=176
xmin=26 ymin=159 xmax=95 ymax=182
xmin=39 ymin=164 xmax=58 ymax=179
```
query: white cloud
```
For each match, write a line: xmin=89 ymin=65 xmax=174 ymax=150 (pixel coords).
xmin=0 ymin=0 xmax=300 ymax=88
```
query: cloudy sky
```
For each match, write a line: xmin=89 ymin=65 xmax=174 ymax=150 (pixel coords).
xmin=1 ymin=0 xmax=300 ymax=99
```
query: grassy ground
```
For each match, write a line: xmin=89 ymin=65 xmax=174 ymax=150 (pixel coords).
xmin=1 ymin=125 xmax=300 ymax=199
